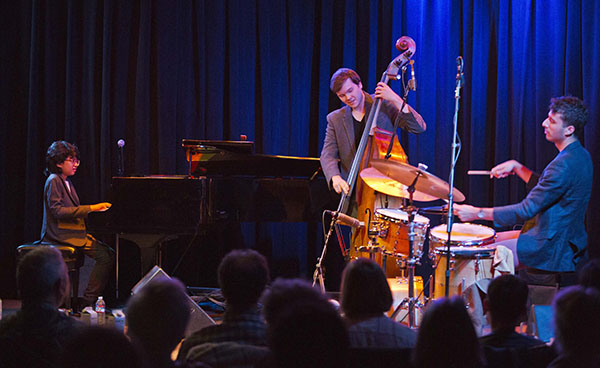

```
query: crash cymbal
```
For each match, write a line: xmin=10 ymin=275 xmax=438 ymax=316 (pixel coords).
xmin=369 ymin=159 xmax=466 ymax=202
xmin=360 ymin=168 xmax=438 ymax=202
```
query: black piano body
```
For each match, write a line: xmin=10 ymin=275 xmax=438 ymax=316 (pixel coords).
xmin=88 ymin=140 xmax=330 ymax=296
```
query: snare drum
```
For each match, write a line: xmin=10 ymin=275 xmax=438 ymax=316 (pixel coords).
xmin=374 ymin=208 xmax=430 ymax=259
xmin=432 ymin=245 xmax=496 ymax=298
xmin=429 ymin=223 xmax=496 ymax=248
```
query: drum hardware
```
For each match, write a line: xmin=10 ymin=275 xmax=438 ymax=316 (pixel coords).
xmin=389 ymin=166 xmax=425 ymax=329
xmin=356 ymin=208 xmax=384 ymax=262
xmin=389 ymin=274 xmax=434 ymax=326
xmin=428 ymin=275 xmax=433 ymax=302
xmin=418 ymin=205 xmax=448 ymax=216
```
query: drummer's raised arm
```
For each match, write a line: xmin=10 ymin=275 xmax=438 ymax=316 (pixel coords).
xmin=490 ymin=160 xmax=532 ymax=183
xmin=453 ymin=204 xmax=493 ymax=222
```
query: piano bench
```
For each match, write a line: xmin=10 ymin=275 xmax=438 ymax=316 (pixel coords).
xmin=17 ymin=243 xmax=85 ymax=312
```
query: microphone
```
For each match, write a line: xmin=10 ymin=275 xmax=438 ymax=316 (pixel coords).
xmin=117 ymin=139 xmax=125 ymax=176
xmin=456 ymin=56 xmax=464 ymax=84
xmin=325 ymin=210 xmax=364 ymax=228
xmin=408 ymin=60 xmax=417 ymax=91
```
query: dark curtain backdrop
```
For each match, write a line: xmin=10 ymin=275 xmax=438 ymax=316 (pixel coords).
xmin=1 ymin=0 xmax=599 ymax=296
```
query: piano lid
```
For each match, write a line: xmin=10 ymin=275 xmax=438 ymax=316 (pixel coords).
xmin=182 ymin=139 xmax=321 ymax=177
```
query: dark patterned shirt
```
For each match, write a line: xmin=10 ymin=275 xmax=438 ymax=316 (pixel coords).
xmin=0 ymin=302 xmax=82 ymax=368
xmin=177 ymin=307 xmax=266 ymax=361
xmin=479 ymin=330 xmax=546 ymax=349
xmin=347 ymin=315 xmax=417 ymax=349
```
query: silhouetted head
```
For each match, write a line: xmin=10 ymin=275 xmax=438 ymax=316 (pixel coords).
xmin=126 ymin=278 xmax=190 ymax=360
xmin=61 ymin=326 xmax=141 ymax=368
xmin=267 ymin=291 xmax=348 ymax=368
xmin=578 ymin=258 xmax=600 ymax=291
xmin=261 ymin=278 xmax=329 ymax=325
xmin=486 ymin=274 xmax=529 ymax=329
xmin=413 ymin=296 xmax=483 ymax=368
xmin=340 ymin=258 xmax=393 ymax=321
xmin=218 ymin=249 xmax=270 ymax=310
xmin=17 ymin=246 xmax=69 ymax=307
xmin=553 ymin=286 xmax=600 ymax=357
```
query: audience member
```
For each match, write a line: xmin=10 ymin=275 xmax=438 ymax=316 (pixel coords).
xmin=578 ymin=258 xmax=600 ymax=290
xmin=263 ymin=278 xmax=349 ymax=368
xmin=413 ymin=296 xmax=484 ymax=368
xmin=480 ymin=274 xmax=545 ymax=349
xmin=548 ymin=286 xmax=600 ymax=367
xmin=60 ymin=325 xmax=141 ymax=368
xmin=177 ymin=249 xmax=270 ymax=365
xmin=261 ymin=278 xmax=329 ymax=325
xmin=340 ymin=258 xmax=416 ymax=348
xmin=0 ymin=246 xmax=81 ymax=368
xmin=126 ymin=278 xmax=192 ymax=368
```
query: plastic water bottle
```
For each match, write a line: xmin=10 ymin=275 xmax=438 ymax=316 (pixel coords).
xmin=95 ymin=296 xmax=106 ymax=325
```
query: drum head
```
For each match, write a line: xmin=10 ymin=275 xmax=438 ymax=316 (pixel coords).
xmin=375 ymin=208 xmax=430 ymax=224
xmin=429 ymin=223 xmax=496 ymax=246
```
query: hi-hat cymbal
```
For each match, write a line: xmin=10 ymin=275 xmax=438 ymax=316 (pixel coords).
xmin=360 ymin=167 xmax=438 ymax=202
xmin=369 ymin=159 xmax=466 ymax=202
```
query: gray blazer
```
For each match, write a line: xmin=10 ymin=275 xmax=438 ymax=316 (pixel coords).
xmin=320 ymin=92 xmax=426 ymax=186
xmin=41 ymin=173 xmax=93 ymax=247
xmin=494 ymin=140 xmax=593 ymax=272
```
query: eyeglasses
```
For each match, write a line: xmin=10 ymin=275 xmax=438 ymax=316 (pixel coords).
xmin=65 ymin=158 xmax=80 ymax=165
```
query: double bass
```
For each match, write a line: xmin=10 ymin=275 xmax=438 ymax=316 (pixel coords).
xmin=313 ymin=37 xmax=418 ymax=289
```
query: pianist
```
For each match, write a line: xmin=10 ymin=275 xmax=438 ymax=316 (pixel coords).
xmin=41 ymin=141 xmax=114 ymax=307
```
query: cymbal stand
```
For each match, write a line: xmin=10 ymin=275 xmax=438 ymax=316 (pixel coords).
xmin=391 ymin=167 xmax=424 ymax=328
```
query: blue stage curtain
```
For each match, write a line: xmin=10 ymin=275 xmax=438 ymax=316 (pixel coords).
xmin=1 ymin=0 xmax=599 ymax=295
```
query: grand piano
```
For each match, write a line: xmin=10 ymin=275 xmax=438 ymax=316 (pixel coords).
xmin=88 ymin=139 xmax=328 ymax=296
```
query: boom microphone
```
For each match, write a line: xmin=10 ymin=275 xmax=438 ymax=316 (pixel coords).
xmin=409 ymin=60 xmax=417 ymax=91
xmin=325 ymin=210 xmax=364 ymax=228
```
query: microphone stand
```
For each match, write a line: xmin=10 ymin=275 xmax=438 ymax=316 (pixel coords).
xmin=444 ymin=57 xmax=464 ymax=297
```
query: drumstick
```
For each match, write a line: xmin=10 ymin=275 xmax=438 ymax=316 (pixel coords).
xmin=467 ymin=170 xmax=491 ymax=176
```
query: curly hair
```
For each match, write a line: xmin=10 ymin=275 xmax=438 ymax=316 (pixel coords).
xmin=549 ymin=96 xmax=588 ymax=139
xmin=45 ymin=141 xmax=80 ymax=175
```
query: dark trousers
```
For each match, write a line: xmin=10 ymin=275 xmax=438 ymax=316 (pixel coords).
xmin=79 ymin=235 xmax=115 ymax=303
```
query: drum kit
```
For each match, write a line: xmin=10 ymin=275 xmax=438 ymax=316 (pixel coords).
xmin=355 ymin=159 xmax=499 ymax=327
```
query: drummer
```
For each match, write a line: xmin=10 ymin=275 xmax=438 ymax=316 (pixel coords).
xmin=454 ymin=96 xmax=592 ymax=280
